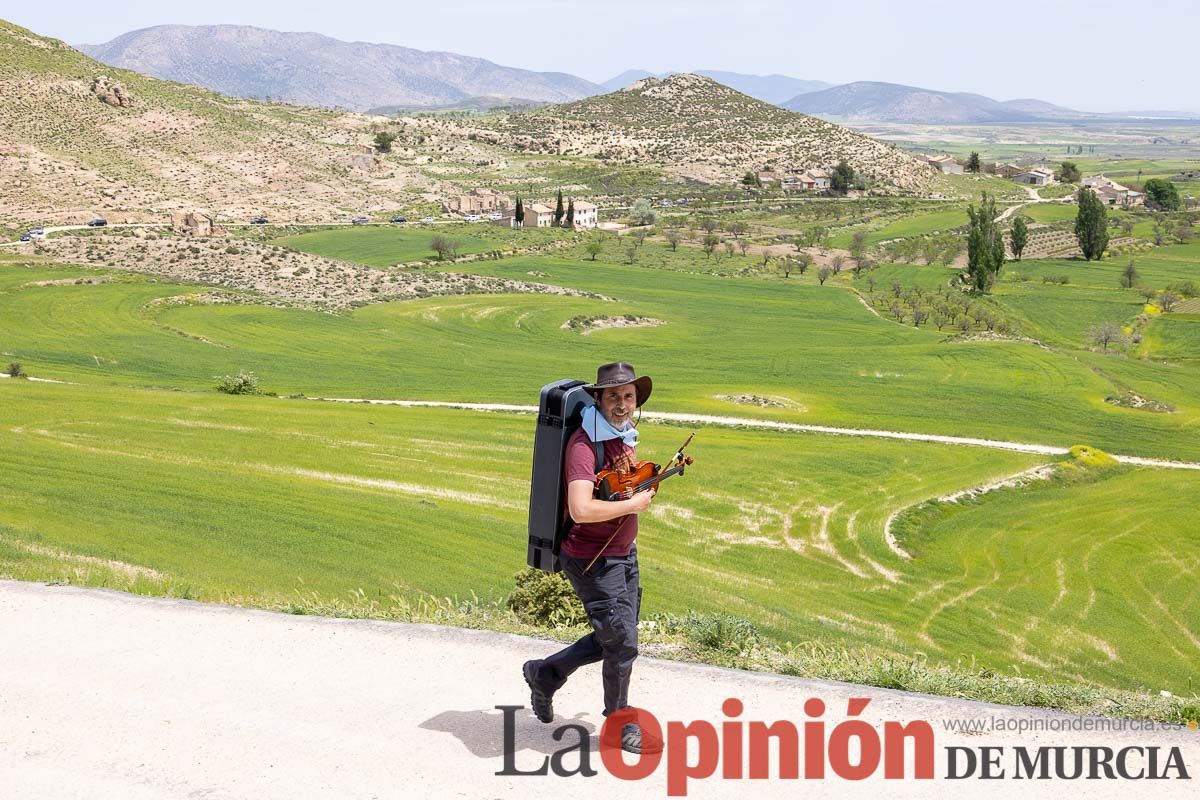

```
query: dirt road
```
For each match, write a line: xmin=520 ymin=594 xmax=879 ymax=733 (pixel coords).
xmin=312 ymin=398 xmax=1200 ymax=470
xmin=1 ymin=580 xmax=1195 ymax=799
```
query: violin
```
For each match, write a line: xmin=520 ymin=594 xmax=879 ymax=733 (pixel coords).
xmin=581 ymin=432 xmax=696 ymax=574
xmin=593 ymin=433 xmax=695 ymax=501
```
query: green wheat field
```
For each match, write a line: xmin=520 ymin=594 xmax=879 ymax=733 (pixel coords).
xmin=1 ymin=224 xmax=1197 ymax=702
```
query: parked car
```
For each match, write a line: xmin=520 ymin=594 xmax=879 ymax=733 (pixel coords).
xmin=464 ymin=214 xmax=480 ymax=222
xmin=250 ymin=216 xmax=268 ymax=225
xmin=660 ymin=200 xmax=674 ymax=208
xmin=87 ymin=218 xmax=108 ymax=227
xmin=488 ymin=212 xmax=503 ymax=221
xmin=29 ymin=227 xmax=45 ymax=235
xmin=390 ymin=215 xmax=407 ymax=224
xmin=351 ymin=215 xmax=370 ymax=225
xmin=19 ymin=232 xmax=31 ymax=242
xmin=419 ymin=216 xmax=435 ymax=224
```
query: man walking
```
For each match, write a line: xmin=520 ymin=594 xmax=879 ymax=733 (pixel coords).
xmin=523 ymin=362 xmax=662 ymax=755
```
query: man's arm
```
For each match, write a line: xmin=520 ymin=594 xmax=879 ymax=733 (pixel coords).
xmin=567 ymin=479 xmax=654 ymax=524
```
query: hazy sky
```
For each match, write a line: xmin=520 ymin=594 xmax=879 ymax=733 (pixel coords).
xmin=5 ymin=0 xmax=1195 ymax=111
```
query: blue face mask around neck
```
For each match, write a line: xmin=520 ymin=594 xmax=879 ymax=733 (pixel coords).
xmin=581 ymin=404 xmax=639 ymax=448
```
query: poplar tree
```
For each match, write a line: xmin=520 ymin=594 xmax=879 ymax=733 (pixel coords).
xmin=965 ymin=192 xmax=1005 ymax=293
xmin=1075 ymin=187 xmax=1109 ymax=261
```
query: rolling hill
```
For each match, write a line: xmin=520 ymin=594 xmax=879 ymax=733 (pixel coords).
xmin=600 ymin=69 xmax=832 ymax=104
xmin=442 ymin=73 xmax=933 ymax=190
xmin=78 ymin=25 xmax=603 ymax=112
xmin=0 ymin=19 xmax=441 ymax=223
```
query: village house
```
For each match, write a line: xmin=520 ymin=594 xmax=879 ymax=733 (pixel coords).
xmin=760 ymin=167 xmax=833 ymax=192
xmin=1013 ymin=167 xmax=1055 ymax=186
xmin=806 ymin=168 xmax=833 ymax=189
xmin=442 ymin=187 xmax=510 ymax=216
xmin=919 ymin=154 xmax=963 ymax=174
xmin=993 ymin=163 xmax=1024 ymax=179
xmin=781 ymin=173 xmax=814 ymax=192
xmin=524 ymin=203 xmax=555 ymax=228
xmin=171 ymin=212 xmax=223 ymax=237
xmin=500 ymin=199 xmax=600 ymax=228
xmin=1080 ymin=175 xmax=1144 ymax=207
xmin=756 ymin=171 xmax=780 ymax=185
xmin=572 ymin=201 xmax=599 ymax=229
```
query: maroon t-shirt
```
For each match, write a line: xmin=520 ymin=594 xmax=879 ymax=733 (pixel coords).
xmin=560 ymin=427 xmax=639 ymax=559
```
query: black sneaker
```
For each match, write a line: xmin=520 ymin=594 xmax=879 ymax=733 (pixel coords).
xmin=522 ymin=660 xmax=554 ymax=724
xmin=619 ymin=723 xmax=663 ymax=755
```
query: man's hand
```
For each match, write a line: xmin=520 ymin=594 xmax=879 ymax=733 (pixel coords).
xmin=569 ymin=481 xmax=655 ymax=523
xmin=627 ymin=487 xmax=656 ymax=514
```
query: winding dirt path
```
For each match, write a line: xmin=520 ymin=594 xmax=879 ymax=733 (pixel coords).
xmin=308 ymin=398 xmax=1200 ymax=470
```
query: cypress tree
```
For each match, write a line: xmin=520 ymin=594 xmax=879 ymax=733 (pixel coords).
xmin=1075 ymin=187 xmax=1109 ymax=261
xmin=1010 ymin=215 xmax=1029 ymax=261
xmin=965 ymin=192 xmax=1006 ymax=294
xmin=514 ymin=196 xmax=524 ymax=227
xmin=565 ymin=198 xmax=575 ymax=228
xmin=554 ymin=189 xmax=564 ymax=226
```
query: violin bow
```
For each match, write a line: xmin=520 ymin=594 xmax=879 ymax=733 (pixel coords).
xmin=666 ymin=432 xmax=695 ymax=470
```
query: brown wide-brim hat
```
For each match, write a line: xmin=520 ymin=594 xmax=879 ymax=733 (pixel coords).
xmin=584 ymin=362 xmax=652 ymax=407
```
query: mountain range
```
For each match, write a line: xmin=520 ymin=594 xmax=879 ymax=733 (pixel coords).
xmin=79 ymin=26 xmax=835 ymax=110
xmin=78 ymin=25 xmax=603 ymax=111
xmin=67 ymin=24 xmax=1200 ymax=123
xmin=784 ymin=81 xmax=1077 ymax=123
xmin=782 ymin=81 xmax=1200 ymax=123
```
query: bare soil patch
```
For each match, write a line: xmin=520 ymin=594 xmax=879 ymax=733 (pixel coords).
xmin=561 ymin=314 xmax=664 ymax=335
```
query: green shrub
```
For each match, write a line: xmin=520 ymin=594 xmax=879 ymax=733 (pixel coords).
xmin=1166 ymin=280 xmax=1197 ymax=298
xmin=507 ymin=568 xmax=585 ymax=627
xmin=215 ymin=371 xmax=263 ymax=395
xmin=654 ymin=610 xmax=761 ymax=654
xmin=5 ymin=362 xmax=27 ymax=378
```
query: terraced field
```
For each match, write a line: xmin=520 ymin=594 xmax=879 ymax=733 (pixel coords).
xmin=826 ymin=203 xmax=970 ymax=248
xmin=1138 ymin=313 xmax=1200 ymax=362
xmin=270 ymin=224 xmax=574 ymax=267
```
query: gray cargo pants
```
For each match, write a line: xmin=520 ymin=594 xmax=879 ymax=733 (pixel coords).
xmin=530 ymin=545 xmax=641 ymax=716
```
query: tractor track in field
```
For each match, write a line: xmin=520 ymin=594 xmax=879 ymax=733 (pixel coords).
xmin=306 ymin=397 xmax=1200 ymax=471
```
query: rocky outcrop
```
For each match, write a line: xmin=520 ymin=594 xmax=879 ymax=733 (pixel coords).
xmin=91 ymin=75 xmax=133 ymax=107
